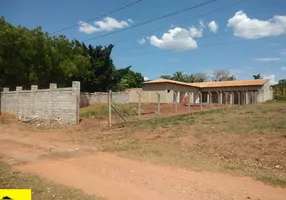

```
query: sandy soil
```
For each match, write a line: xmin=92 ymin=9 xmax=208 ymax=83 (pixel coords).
xmin=0 ymin=125 xmax=286 ymax=200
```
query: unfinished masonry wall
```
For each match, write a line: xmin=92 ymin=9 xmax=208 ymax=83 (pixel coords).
xmin=80 ymin=92 xmax=129 ymax=107
xmin=0 ymin=81 xmax=80 ymax=123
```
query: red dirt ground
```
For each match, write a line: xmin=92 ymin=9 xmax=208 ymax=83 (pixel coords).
xmin=0 ymin=123 xmax=286 ymax=200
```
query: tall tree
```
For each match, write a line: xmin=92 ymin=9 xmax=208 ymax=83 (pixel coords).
xmin=253 ymin=73 xmax=262 ymax=79
xmin=192 ymin=73 xmax=207 ymax=82
xmin=160 ymin=75 xmax=172 ymax=80
xmin=115 ymin=66 xmax=144 ymax=91
xmin=212 ymin=70 xmax=236 ymax=81
xmin=172 ymin=72 xmax=187 ymax=82
xmin=0 ymin=17 xmax=143 ymax=92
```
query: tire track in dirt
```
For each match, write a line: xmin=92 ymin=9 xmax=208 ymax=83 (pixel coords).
xmin=0 ymin=133 xmax=96 ymax=164
xmin=17 ymin=153 xmax=286 ymax=200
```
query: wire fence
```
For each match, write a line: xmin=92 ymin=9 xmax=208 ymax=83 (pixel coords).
xmin=107 ymin=90 xmax=216 ymax=127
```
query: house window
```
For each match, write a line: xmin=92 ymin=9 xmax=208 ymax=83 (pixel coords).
xmin=167 ymin=89 xmax=170 ymax=93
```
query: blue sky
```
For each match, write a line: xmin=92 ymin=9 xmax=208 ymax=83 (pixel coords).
xmin=2 ymin=0 xmax=286 ymax=84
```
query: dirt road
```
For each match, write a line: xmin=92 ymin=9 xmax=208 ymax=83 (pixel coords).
xmin=0 ymin=127 xmax=286 ymax=200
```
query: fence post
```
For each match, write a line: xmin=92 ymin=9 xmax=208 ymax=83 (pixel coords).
xmin=16 ymin=86 xmax=22 ymax=117
xmin=31 ymin=85 xmax=38 ymax=115
xmin=175 ymin=92 xmax=178 ymax=115
xmin=188 ymin=92 xmax=191 ymax=114
xmin=136 ymin=91 xmax=141 ymax=120
xmin=108 ymin=90 xmax=112 ymax=127
xmin=0 ymin=86 xmax=2 ymax=116
xmin=199 ymin=92 xmax=202 ymax=111
xmin=156 ymin=92 xmax=160 ymax=117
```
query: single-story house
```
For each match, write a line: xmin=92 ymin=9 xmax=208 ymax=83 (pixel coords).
xmin=140 ymin=78 xmax=273 ymax=105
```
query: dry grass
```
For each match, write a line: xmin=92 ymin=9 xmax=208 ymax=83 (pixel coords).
xmin=0 ymin=160 xmax=103 ymax=200
xmin=80 ymin=103 xmax=138 ymax=119
xmin=69 ymin=103 xmax=286 ymax=187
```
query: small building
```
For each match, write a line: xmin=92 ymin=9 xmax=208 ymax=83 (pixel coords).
xmin=141 ymin=78 xmax=273 ymax=105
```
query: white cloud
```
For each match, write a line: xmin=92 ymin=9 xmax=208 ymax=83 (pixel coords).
xmin=208 ymin=21 xmax=218 ymax=33
xmin=281 ymin=66 xmax=286 ymax=71
xmin=138 ymin=38 xmax=146 ymax=45
xmin=127 ymin=19 xmax=133 ymax=23
xmin=199 ymin=19 xmax=206 ymax=28
xmin=78 ymin=17 xmax=131 ymax=34
xmin=149 ymin=27 xmax=201 ymax=51
xmin=189 ymin=26 xmax=203 ymax=38
xmin=263 ymin=74 xmax=278 ymax=85
xmin=78 ymin=21 xmax=97 ymax=34
xmin=227 ymin=10 xmax=286 ymax=39
xmin=253 ymin=57 xmax=281 ymax=62
xmin=144 ymin=77 xmax=149 ymax=81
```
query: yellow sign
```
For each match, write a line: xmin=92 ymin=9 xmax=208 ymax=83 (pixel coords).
xmin=0 ymin=189 xmax=31 ymax=200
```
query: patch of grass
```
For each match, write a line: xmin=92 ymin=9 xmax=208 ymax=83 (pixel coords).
xmin=0 ymin=160 xmax=103 ymax=200
xmin=130 ymin=108 xmax=224 ymax=128
xmin=255 ymin=174 xmax=286 ymax=187
xmin=80 ymin=104 xmax=137 ymax=119
xmin=72 ymin=103 xmax=286 ymax=188
xmin=80 ymin=105 xmax=108 ymax=119
xmin=265 ymin=99 xmax=286 ymax=104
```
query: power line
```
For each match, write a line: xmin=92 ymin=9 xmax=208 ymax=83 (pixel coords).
xmin=83 ymin=0 xmax=219 ymax=42
xmin=0 ymin=0 xmax=143 ymax=46
xmin=116 ymin=34 xmax=286 ymax=56
xmin=49 ymin=0 xmax=143 ymax=35
xmin=110 ymin=0 xmax=248 ymax=46
xmin=115 ymin=22 xmax=286 ymax=53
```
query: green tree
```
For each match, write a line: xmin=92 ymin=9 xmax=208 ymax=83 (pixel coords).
xmin=253 ymin=73 xmax=262 ymax=79
xmin=0 ymin=17 xmax=143 ymax=92
xmin=115 ymin=66 xmax=144 ymax=91
xmin=273 ymin=79 xmax=286 ymax=100
xmin=172 ymin=72 xmax=187 ymax=82
xmin=160 ymin=75 xmax=172 ymax=80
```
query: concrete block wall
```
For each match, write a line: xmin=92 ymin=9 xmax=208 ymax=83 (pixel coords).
xmin=0 ymin=81 xmax=80 ymax=124
xmin=129 ymin=90 xmax=174 ymax=103
xmin=80 ymin=92 xmax=129 ymax=107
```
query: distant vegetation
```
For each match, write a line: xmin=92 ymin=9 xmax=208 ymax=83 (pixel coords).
xmin=0 ymin=17 xmax=144 ymax=92
xmin=273 ymin=79 xmax=286 ymax=100
xmin=160 ymin=69 xmax=237 ymax=83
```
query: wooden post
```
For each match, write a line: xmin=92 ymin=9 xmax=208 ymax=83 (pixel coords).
xmin=188 ymin=92 xmax=191 ymax=114
xmin=108 ymin=90 xmax=112 ymax=127
xmin=136 ymin=91 xmax=141 ymax=120
xmin=175 ymin=92 xmax=178 ymax=114
xmin=199 ymin=92 xmax=202 ymax=111
xmin=156 ymin=92 xmax=160 ymax=117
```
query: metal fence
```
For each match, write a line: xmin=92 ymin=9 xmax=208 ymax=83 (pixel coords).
xmin=107 ymin=90 xmax=215 ymax=127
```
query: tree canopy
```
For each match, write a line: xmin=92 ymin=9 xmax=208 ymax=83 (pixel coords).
xmin=273 ymin=79 xmax=286 ymax=100
xmin=0 ymin=17 xmax=144 ymax=92
xmin=160 ymin=72 xmax=207 ymax=83
xmin=212 ymin=70 xmax=236 ymax=81
xmin=253 ymin=73 xmax=262 ymax=79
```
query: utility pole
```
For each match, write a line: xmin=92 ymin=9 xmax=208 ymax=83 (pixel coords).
xmin=0 ymin=86 xmax=2 ymax=116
